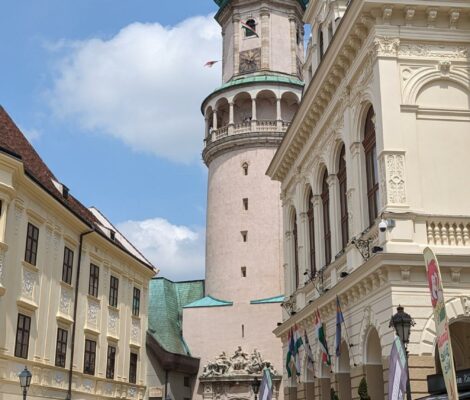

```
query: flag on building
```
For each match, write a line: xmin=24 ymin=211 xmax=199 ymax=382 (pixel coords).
xmin=335 ymin=296 xmax=345 ymax=357
xmin=315 ymin=309 xmax=331 ymax=366
xmin=304 ymin=330 xmax=315 ymax=371
xmin=204 ymin=60 xmax=219 ymax=68
xmin=259 ymin=367 xmax=274 ymax=400
xmin=241 ymin=21 xmax=259 ymax=37
xmin=286 ymin=325 xmax=303 ymax=377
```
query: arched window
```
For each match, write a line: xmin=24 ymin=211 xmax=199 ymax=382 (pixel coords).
xmin=293 ymin=212 xmax=299 ymax=289
xmin=338 ymin=145 xmax=349 ymax=249
xmin=245 ymin=19 xmax=257 ymax=37
xmin=321 ymin=170 xmax=331 ymax=265
xmin=242 ymin=162 xmax=249 ymax=176
xmin=319 ymin=26 xmax=324 ymax=61
xmin=307 ymin=189 xmax=316 ymax=276
xmin=363 ymin=106 xmax=379 ymax=227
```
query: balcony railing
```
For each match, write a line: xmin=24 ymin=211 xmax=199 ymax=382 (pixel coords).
xmin=207 ymin=120 xmax=290 ymax=144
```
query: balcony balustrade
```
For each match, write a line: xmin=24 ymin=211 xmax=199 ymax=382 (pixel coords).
xmin=207 ymin=120 xmax=290 ymax=144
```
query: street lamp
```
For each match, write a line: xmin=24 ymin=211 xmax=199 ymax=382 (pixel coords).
xmin=18 ymin=366 xmax=32 ymax=400
xmin=389 ymin=305 xmax=415 ymax=400
xmin=252 ymin=377 xmax=261 ymax=400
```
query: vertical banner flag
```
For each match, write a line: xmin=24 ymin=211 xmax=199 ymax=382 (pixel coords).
xmin=388 ymin=336 xmax=408 ymax=400
xmin=315 ymin=310 xmax=331 ymax=367
xmin=424 ymin=247 xmax=459 ymax=400
xmin=286 ymin=328 xmax=295 ymax=377
xmin=336 ymin=296 xmax=345 ymax=357
xmin=259 ymin=367 xmax=274 ymax=400
xmin=304 ymin=330 xmax=315 ymax=371
xmin=286 ymin=325 xmax=303 ymax=377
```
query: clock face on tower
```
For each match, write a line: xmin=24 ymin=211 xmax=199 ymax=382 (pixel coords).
xmin=239 ymin=48 xmax=261 ymax=74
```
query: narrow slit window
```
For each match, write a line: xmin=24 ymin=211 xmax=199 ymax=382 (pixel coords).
xmin=242 ymin=162 xmax=249 ymax=176
xmin=241 ymin=266 xmax=247 ymax=277
xmin=243 ymin=198 xmax=248 ymax=210
xmin=241 ymin=231 xmax=248 ymax=242
xmin=242 ymin=324 xmax=245 ymax=338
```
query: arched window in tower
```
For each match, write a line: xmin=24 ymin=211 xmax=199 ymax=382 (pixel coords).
xmin=319 ymin=26 xmax=324 ymax=61
xmin=338 ymin=145 xmax=349 ymax=249
xmin=321 ymin=170 xmax=331 ymax=266
xmin=363 ymin=106 xmax=379 ymax=227
xmin=242 ymin=162 xmax=249 ymax=176
xmin=244 ymin=19 xmax=257 ymax=37
xmin=293 ymin=212 xmax=299 ymax=289
xmin=307 ymin=188 xmax=316 ymax=276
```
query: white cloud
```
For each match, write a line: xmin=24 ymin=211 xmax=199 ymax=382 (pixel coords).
xmin=20 ymin=126 xmax=41 ymax=142
xmin=117 ymin=218 xmax=205 ymax=281
xmin=48 ymin=15 xmax=221 ymax=163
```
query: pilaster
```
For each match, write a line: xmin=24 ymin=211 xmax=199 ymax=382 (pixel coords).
xmin=260 ymin=9 xmax=270 ymax=70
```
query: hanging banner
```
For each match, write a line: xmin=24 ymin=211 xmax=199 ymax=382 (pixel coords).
xmin=388 ymin=336 xmax=408 ymax=400
xmin=423 ymin=247 xmax=459 ymax=400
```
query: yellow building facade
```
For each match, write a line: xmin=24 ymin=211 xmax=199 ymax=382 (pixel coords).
xmin=0 ymin=107 xmax=156 ymax=400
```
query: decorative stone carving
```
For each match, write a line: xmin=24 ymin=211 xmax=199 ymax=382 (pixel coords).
xmin=449 ymin=9 xmax=460 ymax=29
xmin=201 ymin=347 xmax=277 ymax=378
xmin=22 ymin=270 xmax=35 ymax=298
xmin=439 ymin=60 xmax=451 ymax=75
xmin=404 ymin=7 xmax=416 ymax=25
xmin=108 ymin=309 xmax=119 ymax=335
xmin=59 ymin=287 xmax=73 ymax=315
xmin=87 ymin=300 xmax=100 ymax=327
xmin=128 ymin=386 xmax=137 ymax=398
xmin=382 ymin=5 xmax=393 ymax=23
xmin=131 ymin=318 xmax=140 ymax=343
xmin=381 ymin=153 xmax=407 ymax=205
xmin=427 ymin=8 xmax=438 ymax=27
xmin=399 ymin=43 xmax=469 ymax=59
xmin=372 ymin=36 xmax=400 ymax=57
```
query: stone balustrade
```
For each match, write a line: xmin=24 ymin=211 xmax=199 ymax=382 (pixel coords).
xmin=207 ymin=120 xmax=290 ymax=144
xmin=427 ymin=219 xmax=470 ymax=246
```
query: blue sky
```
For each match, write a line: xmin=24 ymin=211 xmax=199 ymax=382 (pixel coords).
xmin=0 ymin=1 xmax=223 ymax=280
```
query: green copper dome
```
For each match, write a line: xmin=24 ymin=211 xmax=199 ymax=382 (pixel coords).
xmin=214 ymin=0 xmax=309 ymax=11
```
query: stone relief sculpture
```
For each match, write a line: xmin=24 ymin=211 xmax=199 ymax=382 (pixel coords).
xmin=201 ymin=347 xmax=277 ymax=377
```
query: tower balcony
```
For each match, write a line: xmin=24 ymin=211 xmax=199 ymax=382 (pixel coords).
xmin=208 ymin=119 xmax=290 ymax=143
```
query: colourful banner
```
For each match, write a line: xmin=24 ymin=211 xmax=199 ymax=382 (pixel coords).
xmin=424 ymin=247 xmax=458 ymax=400
xmin=388 ymin=336 xmax=408 ymax=400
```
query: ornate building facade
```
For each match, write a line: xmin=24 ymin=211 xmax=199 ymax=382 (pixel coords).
xmin=0 ymin=108 xmax=156 ymax=399
xmin=182 ymin=0 xmax=307 ymax=398
xmin=267 ymin=0 xmax=470 ymax=399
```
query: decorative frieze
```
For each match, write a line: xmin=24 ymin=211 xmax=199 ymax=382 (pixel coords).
xmin=399 ymin=43 xmax=469 ymax=60
xmin=59 ymin=286 xmax=73 ymax=316
xmin=87 ymin=299 xmax=100 ymax=329
xmin=108 ymin=309 xmax=119 ymax=337
xmin=380 ymin=152 xmax=407 ymax=206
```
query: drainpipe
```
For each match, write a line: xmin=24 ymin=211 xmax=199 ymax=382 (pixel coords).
xmin=67 ymin=229 xmax=94 ymax=400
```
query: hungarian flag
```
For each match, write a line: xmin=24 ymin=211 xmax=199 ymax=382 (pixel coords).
xmin=204 ymin=60 xmax=219 ymax=68
xmin=241 ymin=21 xmax=259 ymax=37
xmin=335 ymin=296 xmax=345 ymax=357
xmin=304 ymin=330 xmax=315 ymax=371
xmin=259 ymin=367 xmax=273 ymax=400
xmin=286 ymin=325 xmax=303 ymax=377
xmin=315 ymin=309 xmax=331 ymax=366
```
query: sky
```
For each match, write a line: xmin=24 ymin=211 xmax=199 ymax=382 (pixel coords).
xmin=0 ymin=0 xmax=225 ymax=281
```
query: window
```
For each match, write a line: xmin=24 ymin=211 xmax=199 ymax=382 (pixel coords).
xmin=184 ymin=376 xmax=191 ymax=387
xmin=15 ymin=314 xmax=31 ymax=359
xmin=319 ymin=26 xmax=324 ymax=61
xmin=88 ymin=264 xmax=99 ymax=297
xmin=62 ymin=247 xmax=74 ymax=285
xmin=129 ymin=353 xmax=138 ymax=384
xmin=243 ymin=198 xmax=248 ymax=210
xmin=241 ymin=266 xmax=247 ymax=277
xmin=106 ymin=345 xmax=116 ymax=379
xmin=307 ymin=189 xmax=316 ymax=276
xmin=83 ymin=339 xmax=96 ymax=375
xmin=241 ymin=324 xmax=245 ymax=338
xmin=241 ymin=231 xmax=247 ymax=242
xmin=293 ymin=212 xmax=299 ymax=288
xmin=55 ymin=328 xmax=68 ymax=367
xmin=109 ymin=276 xmax=119 ymax=307
xmin=244 ymin=19 xmax=257 ymax=37
xmin=363 ymin=106 xmax=379 ymax=227
xmin=25 ymin=222 xmax=39 ymax=265
xmin=296 ymin=26 xmax=301 ymax=45
xmin=338 ymin=145 xmax=349 ymax=249
xmin=242 ymin=162 xmax=249 ymax=176
xmin=321 ymin=170 xmax=331 ymax=265
xmin=132 ymin=287 xmax=141 ymax=317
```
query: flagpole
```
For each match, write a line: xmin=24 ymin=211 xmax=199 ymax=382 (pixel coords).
xmin=337 ymin=296 xmax=357 ymax=367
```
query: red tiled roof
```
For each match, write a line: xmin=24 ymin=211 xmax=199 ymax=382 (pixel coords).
xmin=0 ymin=106 xmax=154 ymax=270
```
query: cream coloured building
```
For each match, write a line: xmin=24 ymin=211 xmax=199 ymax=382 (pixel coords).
xmin=0 ymin=107 xmax=156 ymax=399
xmin=266 ymin=0 xmax=470 ymax=399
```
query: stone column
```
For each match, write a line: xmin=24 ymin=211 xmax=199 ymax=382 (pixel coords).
xmin=228 ymin=102 xmax=234 ymax=135
xmin=251 ymin=97 xmax=257 ymax=131
xmin=312 ymin=195 xmax=324 ymax=269
xmin=350 ymin=141 xmax=366 ymax=235
xmin=285 ymin=230 xmax=295 ymax=294
xmin=289 ymin=14 xmax=297 ymax=75
xmin=328 ymin=174 xmax=341 ymax=257
xmin=299 ymin=211 xmax=309 ymax=283
xmin=233 ymin=13 xmax=240 ymax=74
xmin=276 ymin=97 xmax=282 ymax=130
xmin=260 ymin=8 xmax=270 ymax=70
xmin=212 ymin=110 xmax=218 ymax=141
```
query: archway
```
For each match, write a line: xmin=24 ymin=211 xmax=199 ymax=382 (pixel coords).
xmin=435 ymin=319 xmax=470 ymax=374
xmin=233 ymin=92 xmax=252 ymax=125
xmin=337 ymin=341 xmax=352 ymax=400
xmin=281 ymin=92 xmax=299 ymax=122
xmin=319 ymin=359 xmax=331 ymax=400
xmin=256 ymin=90 xmax=276 ymax=121
xmin=365 ymin=327 xmax=384 ymax=400
xmin=215 ymin=98 xmax=229 ymax=128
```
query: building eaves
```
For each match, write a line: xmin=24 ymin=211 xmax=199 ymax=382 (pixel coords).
xmin=183 ymin=295 xmax=233 ymax=309
xmin=250 ymin=294 xmax=285 ymax=304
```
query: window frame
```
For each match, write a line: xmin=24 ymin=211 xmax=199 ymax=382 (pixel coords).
xmin=83 ymin=339 xmax=97 ymax=375
xmin=55 ymin=327 xmax=68 ymax=368
xmin=244 ymin=19 xmax=257 ymax=38
xmin=88 ymin=264 xmax=99 ymax=298
xmin=132 ymin=287 xmax=141 ymax=317
xmin=321 ymin=171 xmax=332 ymax=266
xmin=129 ymin=352 xmax=138 ymax=384
xmin=25 ymin=222 xmax=39 ymax=266
xmin=338 ymin=146 xmax=349 ymax=249
xmin=307 ymin=189 xmax=316 ymax=276
xmin=109 ymin=275 xmax=119 ymax=308
xmin=106 ymin=345 xmax=116 ymax=379
xmin=62 ymin=246 xmax=74 ymax=285
xmin=363 ymin=106 xmax=379 ymax=227
xmin=15 ymin=313 xmax=31 ymax=359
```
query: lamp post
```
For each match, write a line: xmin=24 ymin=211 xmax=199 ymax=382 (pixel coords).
xmin=18 ymin=366 xmax=32 ymax=400
xmin=389 ymin=305 xmax=415 ymax=400
xmin=252 ymin=377 xmax=261 ymax=400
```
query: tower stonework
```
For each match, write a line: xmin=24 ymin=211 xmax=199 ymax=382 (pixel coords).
xmin=183 ymin=1 xmax=307 ymax=398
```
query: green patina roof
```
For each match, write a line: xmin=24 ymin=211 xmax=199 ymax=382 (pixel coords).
xmin=183 ymin=295 xmax=233 ymax=308
xmin=250 ymin=295 xmax=285 ymax=305
xmin=214 ymin=0 xmax=309 ymax=11
xmin=148 ymin=277 xmax=205 ymax=356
